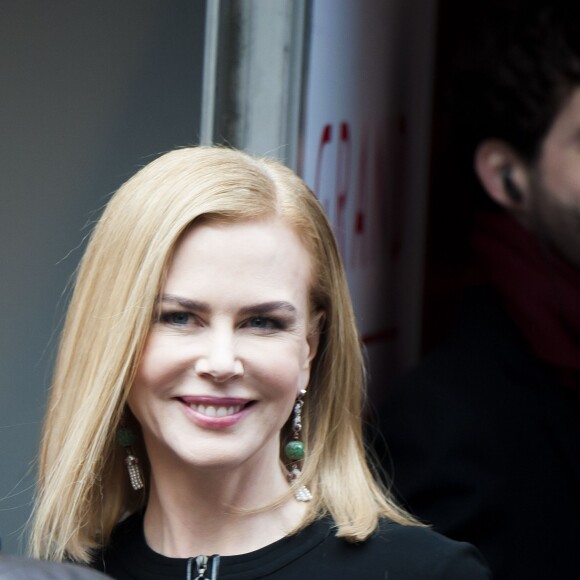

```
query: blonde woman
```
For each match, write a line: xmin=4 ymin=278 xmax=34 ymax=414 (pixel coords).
xmin=31 ymin=147 xmax=490 ymax=579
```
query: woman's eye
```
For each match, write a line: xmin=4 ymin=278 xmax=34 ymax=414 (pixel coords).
xmin=248 ymin=317 xmax=281 ymax=330
xmin=160 ymin=311 xmax=192 ymax=326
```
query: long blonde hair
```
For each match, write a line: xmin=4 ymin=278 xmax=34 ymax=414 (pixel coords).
xmin=30 ymin=146 xmax=417 ymax=563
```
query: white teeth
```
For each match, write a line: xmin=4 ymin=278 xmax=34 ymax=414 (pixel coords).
xmin=189 ymin=403 xmax=243 ymax=417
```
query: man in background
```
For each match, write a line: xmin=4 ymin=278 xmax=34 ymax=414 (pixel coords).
xmin=378 ymin=2 xmax=580 ymax=578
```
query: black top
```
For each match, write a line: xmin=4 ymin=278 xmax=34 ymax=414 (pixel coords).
xmin=91 ymin=511 xmax=490 ymax=579
xmin=375 ymin=287 xmax=580 ymax=580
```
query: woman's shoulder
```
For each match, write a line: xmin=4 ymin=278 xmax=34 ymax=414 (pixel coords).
xmin=344 ymin=519 xmax=492 ymax=579
xmin=306 ymin=518 xmax=490 ymax=579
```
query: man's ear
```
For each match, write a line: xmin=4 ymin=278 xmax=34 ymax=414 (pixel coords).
xmin=474 ymin=139 xmax=531 ymax=214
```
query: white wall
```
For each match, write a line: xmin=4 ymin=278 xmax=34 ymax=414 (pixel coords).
xmin=0 ymin=0 xmax=204 ymax=554
xmin=299 ymin=0 xmax=437 ymax=392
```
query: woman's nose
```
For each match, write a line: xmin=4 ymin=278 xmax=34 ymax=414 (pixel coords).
xmin=194 ymin=329 xmax=243 ymax=383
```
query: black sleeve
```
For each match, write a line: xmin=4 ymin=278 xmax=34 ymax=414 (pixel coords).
xmin=437 ymin=541 xmax=493 ymax=580
xmin=367 ymin=523 xmax=492 ymax=580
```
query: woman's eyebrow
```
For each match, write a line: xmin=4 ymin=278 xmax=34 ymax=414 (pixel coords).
xmin=159 ymin=296 xmax=296 ymax=316
xmin=159 ymin=294 xmax=210 ymax=313
xmin=239 ymin=301 xmax=297 ymax=316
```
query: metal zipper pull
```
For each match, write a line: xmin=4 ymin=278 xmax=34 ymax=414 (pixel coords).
xmin=194 ymin=555 xmax=209 ymax=579
xmin=186 ymin=554 xmax=220 ymax=579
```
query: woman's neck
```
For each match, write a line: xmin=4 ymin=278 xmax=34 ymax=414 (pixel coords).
xmin=142 ymin=457 xmax=307 ymax=558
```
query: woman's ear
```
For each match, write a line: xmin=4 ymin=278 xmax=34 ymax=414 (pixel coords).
xmin=474 ymin=140 xmax=531 ymax=214
xmin=298 ymin=312 xmax=323 ymax=394
xmin=306 ymin=311 xmax=324 ymax=365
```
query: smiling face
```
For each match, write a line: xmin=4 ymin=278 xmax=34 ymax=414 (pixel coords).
xmin=128 ymin=217 xmax=318 ymax=477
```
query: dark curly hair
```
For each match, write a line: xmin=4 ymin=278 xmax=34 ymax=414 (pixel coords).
xmin=451 ymin=0 xmax=580 ymax=164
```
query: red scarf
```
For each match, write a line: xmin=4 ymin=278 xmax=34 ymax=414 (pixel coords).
xmin=471 ymin=212 xmax=580 ymax=389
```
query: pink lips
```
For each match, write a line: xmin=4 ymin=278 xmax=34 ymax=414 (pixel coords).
xmin=177 ymin=396 xmax=252 ymax=428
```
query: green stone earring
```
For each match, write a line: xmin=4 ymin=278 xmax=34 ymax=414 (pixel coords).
xmin=285 ymin=389 xmax=312 ymax=502
xmin=117 ymin=423 xmax=144 ymax=491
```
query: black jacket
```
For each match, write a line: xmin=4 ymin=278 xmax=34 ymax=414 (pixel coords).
xmin=376 ymin=287 xmax=580 ymax=580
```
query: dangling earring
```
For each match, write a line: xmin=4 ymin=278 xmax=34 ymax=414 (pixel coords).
xmin=284 ymin=389 xmax=313 ymax=502
xmin=116 ymin=423 xmax=144 ymax=491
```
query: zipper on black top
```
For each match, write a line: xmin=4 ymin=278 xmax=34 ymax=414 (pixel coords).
xmin=195 ymin=555 xmax=208 ymax=579
xmin=186 ymin=554 xmax=221 ymax=579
